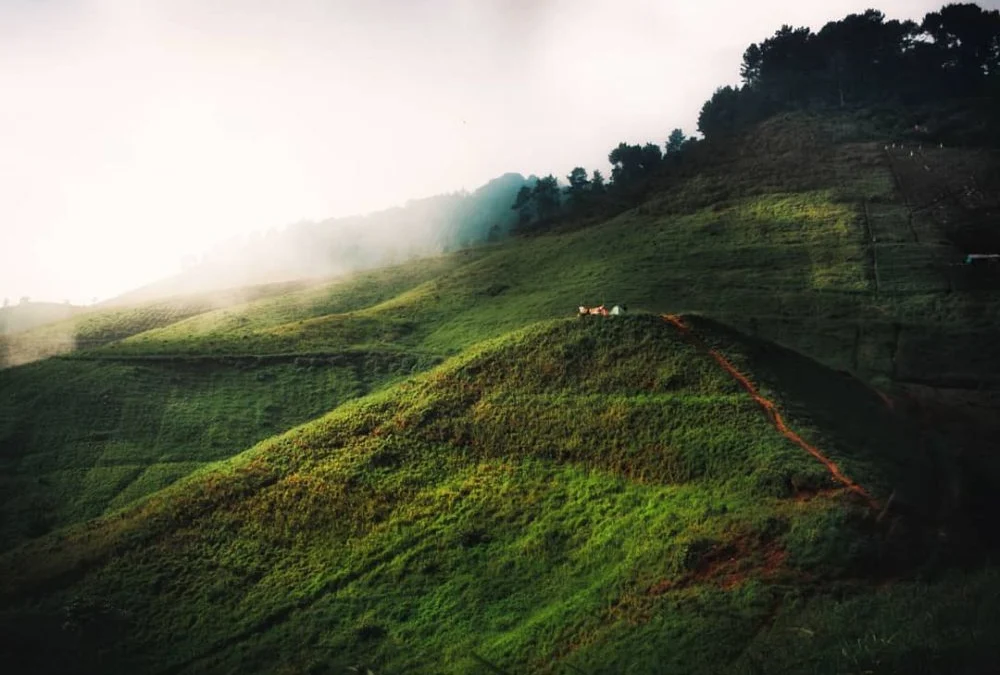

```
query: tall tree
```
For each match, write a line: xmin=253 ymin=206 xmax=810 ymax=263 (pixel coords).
xmin=741 ymin=43 xmax=764 ymax=86
xmin=533 ymin=175 xmax=561 ymax=221
xmin=922 ymin=3 xmax=1000 ymax=91
xmin=640 ymin=143 xmax=663 ymax=171
xmin=590 ymin=170 xmax=605 ymax=195
xmin=511 ymin=185 xmax=534 ymax=225
xmin=608 ymin=142 xmax=644 ymax=185
xmin=816 ymin=10 xmax=918 ymax=106
xmin=566 ymin=167 xmax=590 ymax=193
xmin=565 ymin=167 xmax=591 ymax=210
xmin=755 ymin=25 xmax=820 ymax=104
xmin=666 ymin=128 xmax=687 ymax=154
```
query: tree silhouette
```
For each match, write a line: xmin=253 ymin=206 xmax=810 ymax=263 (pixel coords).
xmin=699 ymin=2 xmax=1000 ymax=140
xmin=533 ymin=175 xmax=561 ymax=221
xmin=590 ymin=170 xmax=606 ymax=195
xmin=511 ymin=185 xmax=534 ymax=225
xmin=741 ymin=44 xmax=763 ymax=87
xmin=922 ymin=3 xmax=1000 ymax=91
xmin=666 ymin=129 xmax=687 ymax=154
xmin=566 ymin=167 xmax=589 ymax=194
xmin=564 ymin=167 xmax=591 ymax=212
xmin=608 ymin=142 xmax=643 ymax=185
xmin=640 ymin=143 xmax=663 ymax=170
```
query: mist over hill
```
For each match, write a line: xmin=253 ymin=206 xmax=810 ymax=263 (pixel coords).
xmin=110 ymin=173 xmax=535 ymax=306
xmin=0 ymin=301 xmax=83 ymax=335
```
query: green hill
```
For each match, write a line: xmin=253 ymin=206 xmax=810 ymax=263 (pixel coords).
xmin=1 ymin=316 xmax=980 ymax=675
xmin=1 ymin=109 xmax=999 ymax=673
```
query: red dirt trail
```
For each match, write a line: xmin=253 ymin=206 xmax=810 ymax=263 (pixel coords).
xmin=663 ymin=314 xmax=879 ymax=510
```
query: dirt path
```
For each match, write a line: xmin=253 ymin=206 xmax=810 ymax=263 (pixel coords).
xmin=663 ymin=314 xmax=878 ymax=510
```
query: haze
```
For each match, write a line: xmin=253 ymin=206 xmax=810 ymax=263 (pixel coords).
xmin=1 ymin=0 xmax=957 ymax=305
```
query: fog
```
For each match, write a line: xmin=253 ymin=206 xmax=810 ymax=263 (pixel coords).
xmin=1 ymin=0 xmax=960 ymax=305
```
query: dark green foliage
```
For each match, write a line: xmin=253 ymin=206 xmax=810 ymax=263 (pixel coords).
xmin=698 ymin=85 xmax=775 ymax=138
xmin=590 ymin=169 xmax=606 ymax=194
xmin=701 ymin=3 xmax=1000 ymax=142
xmin=666 ymin=128 xmax=687 ymax=155
xmin=922 ymin=4 xmax=1000 ymax=87
xmin=512 ymin=175 xmax=562 ymax=232
xmin=566 ymin=167 xmax=590 ymax=194
xmin=533 ymin=175 xmax=561 ymax=221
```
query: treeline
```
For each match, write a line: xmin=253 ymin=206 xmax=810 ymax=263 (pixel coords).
xmin=510 ymin=128 xmax=695 ymax=232
xmin=699 ymin=3 xmax=1000 ymax=138
xmin=511 ymin=3 xmax=1000 ymax=234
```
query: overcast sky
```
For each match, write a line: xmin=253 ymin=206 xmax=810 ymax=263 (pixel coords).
xmin=1 ymin=0 xmax=978 ymax=304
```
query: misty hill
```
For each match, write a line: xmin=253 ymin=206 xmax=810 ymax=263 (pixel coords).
xmin=111 ymin=173 xmax=535 ymax=306
xmin=0 ymin=301 xmax=84 ymax=335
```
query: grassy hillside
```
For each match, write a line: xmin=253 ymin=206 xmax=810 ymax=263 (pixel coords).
xmin=0 ymin=350 xmax=438 ymax=550
xmin=0 ymin=252 xmax=483 ymax=549
xmin=1 ymin=110 xmax=999 ymax=673
xmin=0 ymin=316 xmax=977 ymax=674
xmin=0 ymin=280 xmax=319 ymax=368
xmin=81 ymin=114 xmax=999 ymax=391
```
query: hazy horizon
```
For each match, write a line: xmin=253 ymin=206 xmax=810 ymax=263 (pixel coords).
xmin=2 ymin=0 xmax=968 ymax=305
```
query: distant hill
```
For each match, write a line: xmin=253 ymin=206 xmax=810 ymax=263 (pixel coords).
xmin=108 ymin=173 xmax=534 ymax=306
xmin=0 ymin=301 xmax=84 ymax=335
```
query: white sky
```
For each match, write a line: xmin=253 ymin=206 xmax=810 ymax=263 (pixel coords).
xmin=0 ymin=0 xmax=975 ymax=304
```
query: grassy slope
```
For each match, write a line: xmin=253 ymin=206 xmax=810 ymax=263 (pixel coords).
xmin=1 ymin=316 xmax=976 ymax=675
xmin=0 ymin=257 xmax=474 ymax=551
xmin=1 ymin=111 xmax=999 ymax=673
xmin=92 ymin=114 xmax=999 ymax=390
xmin=0 ymin=279 xmax=322 ymax=368
xmin=0 ymin=352 xmax=437 ymax=550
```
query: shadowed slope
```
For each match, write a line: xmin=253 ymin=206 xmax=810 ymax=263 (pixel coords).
xmin=664 ymin=314 xmax=877 ymax=509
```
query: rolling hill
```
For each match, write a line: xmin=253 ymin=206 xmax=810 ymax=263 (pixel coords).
xmin=2 ymin=109 xmax=1000 ymax=673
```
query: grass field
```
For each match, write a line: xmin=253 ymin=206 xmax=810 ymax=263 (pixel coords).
xmin=1 ymin=110 xmax=1000 ymax=673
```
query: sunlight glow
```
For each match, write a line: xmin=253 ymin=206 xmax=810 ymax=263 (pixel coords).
xmin=0 ymin=0 xmax=952 ymax=304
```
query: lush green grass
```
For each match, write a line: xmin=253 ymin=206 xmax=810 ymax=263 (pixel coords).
xmin=0 ymin=351 xmax=440 ymax=551
xmin=0 ymin=316 xmax=960 ymax=674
